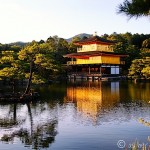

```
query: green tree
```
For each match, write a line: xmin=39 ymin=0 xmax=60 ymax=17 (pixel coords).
xmin=140 ymin=38 xmax=150 ymax=57
xmin=107 ymin=33 xmax=126 ymax=43
xmin=0 ymin=41 xmax=61 ymax=96
xmin=18 ymin=41 xmax=59 ymax=95
xmin=142 ymin=38 xmax=150 ymax=48
xmin=0 ymin=50 xmax=23 ymax=93
xmin=118 ymin=0 xmax=150 ymax=18
xmin=45 ymin=36 xmax=69 ymax=65
xmin=46 ymin=35 xmax=59 ymax=52
xmin=68 ymin=36 xmax=81 ymax=53
xmin=142 ymin=66 xmax=150 ymax=79
xmin=128 ymin=57 xmax=150 ymax=79
xmin=57 ymin=38 xmax=68 ymax=55
xmin=113 ymin=42 xmax=140 ymax=69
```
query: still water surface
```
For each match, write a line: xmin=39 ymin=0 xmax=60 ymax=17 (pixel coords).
xmin=0 ymin=81 xmax=150 ymax=150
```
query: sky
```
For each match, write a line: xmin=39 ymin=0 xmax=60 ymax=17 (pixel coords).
xmin=0 ymin=0 xmax=149 ymax=44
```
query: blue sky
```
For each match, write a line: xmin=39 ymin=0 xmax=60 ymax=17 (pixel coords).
xmin=0 ymin=0 xmax=149 ymax=43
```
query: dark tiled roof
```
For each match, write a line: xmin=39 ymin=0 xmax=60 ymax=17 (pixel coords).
xmin=74 ymin=36 xmax=115 ymax=45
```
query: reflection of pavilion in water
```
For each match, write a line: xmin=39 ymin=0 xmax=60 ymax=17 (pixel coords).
xmin=65 ymin=81 xmax=120 ymax=122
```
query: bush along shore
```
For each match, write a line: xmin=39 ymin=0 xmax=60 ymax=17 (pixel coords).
xmin=0 ymin=74 xmax=67 ymax=103
xmin=0 ymin=89 xmax=40 ymax=103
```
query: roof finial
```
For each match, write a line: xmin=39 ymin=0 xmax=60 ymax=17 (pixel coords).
xmin=93 ymin=31 xmax=97 ymax=36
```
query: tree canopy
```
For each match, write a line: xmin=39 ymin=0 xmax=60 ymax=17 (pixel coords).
xmin=128 ymin=57 xmax=150 ymax=79
xmin=0 ymin=37 xmax=69 ymax=95
xmin=118 ymin=0 xmax=150 ymax=18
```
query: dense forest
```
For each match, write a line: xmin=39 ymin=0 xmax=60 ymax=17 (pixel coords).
xmin=102 ymin=33 xmax=150 ymax=79
xmin=0 ymin=32 xmax=150 ymax=93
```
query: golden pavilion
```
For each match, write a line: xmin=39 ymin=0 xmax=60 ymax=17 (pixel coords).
xmin=64 ymin=34 xmax=127 ymax=79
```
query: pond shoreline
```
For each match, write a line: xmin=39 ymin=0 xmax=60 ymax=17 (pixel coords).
xmin=0 ymin=92 xmax=40 ymax=103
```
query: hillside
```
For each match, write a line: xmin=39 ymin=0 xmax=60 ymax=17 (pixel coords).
xmin=9 ymin=41 xmax=28 ymax=47
xmin=66 ymin=33 xmax=91 ymax=42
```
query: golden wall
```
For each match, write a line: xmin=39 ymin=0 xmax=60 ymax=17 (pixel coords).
xmin=77 ymin=44 xmax=113 ymax=52
xmin=82 ymin=44 xmax=97 ymax=52
xmin=76 ymin=56 xmax=120 ymax=65
xmin=97 ymin=44 xmax=113 ymax=52
xmin=101 ymin=56 xmax=120 ymax=64
xmin=76 ymin=57 xmax=102 ymax=64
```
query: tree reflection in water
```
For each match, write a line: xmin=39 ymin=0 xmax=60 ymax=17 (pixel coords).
xmin=0 ymin=103 xmax=58 ymax=149
xmin=0 ymin=104 xmax=22 ymax=128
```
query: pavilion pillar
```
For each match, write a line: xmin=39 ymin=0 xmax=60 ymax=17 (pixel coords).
xmin=75 ymin=66 xmax=77 ymax=74
xmin=99 ymin=65 xmax=102 ymax=79
xmin=89 ymin=66 xmax=90 ymax=74
xmin=100 ymin=65 xmax=101 ymax=74
xmin=71 ymin=58 xmax=73 ymax=64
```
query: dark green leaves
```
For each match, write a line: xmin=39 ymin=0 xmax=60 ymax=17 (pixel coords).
xmin=118 ymin=0 xmax=150 ymax=18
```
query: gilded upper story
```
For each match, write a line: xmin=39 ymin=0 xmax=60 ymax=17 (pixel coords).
xmin=74 ymin=35 xmax=115 ymax=53
xmin=77 ymin=44 xmax=113 ymax=52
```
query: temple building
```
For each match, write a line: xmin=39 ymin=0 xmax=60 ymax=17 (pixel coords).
xmin=64 ymin=34 xmax=127 ymax=79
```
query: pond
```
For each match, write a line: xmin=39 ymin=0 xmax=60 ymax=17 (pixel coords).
xmin=0 ymin=80 xmax=150 ymax=150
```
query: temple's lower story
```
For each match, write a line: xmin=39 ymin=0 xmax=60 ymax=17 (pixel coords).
xmin=68 ymin=64 xmax=120 ymax=75
xmin=67 ymin=64 xmax=123 ymax=81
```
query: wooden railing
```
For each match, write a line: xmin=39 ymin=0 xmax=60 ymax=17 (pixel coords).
xmin=77 ymin=48 xmax=82 ymax=52
xmin=77 ymin=47 xmax=114 ymax=52
xmin=67 ymin=60 xmax=125 ymax=65
xmin=120 ymin=61 xmax=125 ymax=65
xmin=67 ymin=61 xmax=76 ymax=65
